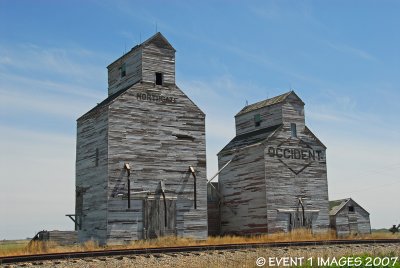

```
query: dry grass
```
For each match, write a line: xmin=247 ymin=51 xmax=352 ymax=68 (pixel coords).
xmin=0 ymin=240 xmax=29 ymax=257
xmin=1 ymin=229 xmax=399 ymax=258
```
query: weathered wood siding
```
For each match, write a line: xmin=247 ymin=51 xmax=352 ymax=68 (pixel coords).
xmin=235 ymin=104 xmax=282 ymax=136
xmin=76 ymin=107 xmax=108 ymax=244
xmin=77 ymin=33 xmax=206 ymax=244
xmin=107 ymin=33 xmax=175 ymax=97
xmin=107 ymin=199 xmax=144 ymax=244
xmin=218 ymin=145 xmax=267 ymax=235
xmin=145 ymin=197 xmax=177 ymax=238
xmin=35 ymin=231 xmax=78 ymax=245
xmin=207 ymin=201 xmax=220 ymax=236
xmin=108 ymin=48 xmax=142 ymax=96
xmin=106 ymin=82 xmax=207 ymax=242
xmin=356 ymin=210 xmax=371 ymax=234
xmin=331 ymin=200 xmax=371 ymax=237
xmin=207 ymin=183 xmax=221 ymax=236
xmin=281 ymin=94 xmax=305 ymax=131
xmin=141 ymin=38 xmax=175 ymax=86
xmin=218 ymin=91 xmax=330 ymax=235
xmin=264 ymin=125 xmax=330 ymax=233
xmin=47 ymin=231 xmax=78 ymax=246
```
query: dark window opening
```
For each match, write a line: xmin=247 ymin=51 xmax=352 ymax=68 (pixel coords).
xmin=291 ymin=123 xmax=297 ymax=137
xmin=95 ymin=148 xmax=99 ymax=167
xmin=174 ymin=134 xmax=195 ymax=141
xmin=155 ymin=72 xmax=163 ymax=85
xmin=348 ymin=206 xmax=355 ymax=212
xmin=254 ymin=114 xmax=261 ymax=127
xmin=120 ymin=63 xmax=126 ymax=77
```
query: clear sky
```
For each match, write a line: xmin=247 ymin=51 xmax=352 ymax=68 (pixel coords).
xmin=0 ymin=0 xmax=399 ymax=240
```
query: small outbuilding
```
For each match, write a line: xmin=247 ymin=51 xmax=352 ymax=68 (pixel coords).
xmin=329 ymin=198 xmax=371 ymax=236
xmin=30 ymin=230 xmax=78 ymax=246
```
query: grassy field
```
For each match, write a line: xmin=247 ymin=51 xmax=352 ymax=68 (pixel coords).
xmin=0 ymin=239 xmax=29 ymax=256
xmin=0 ymin=229 xmax=399 ymax=258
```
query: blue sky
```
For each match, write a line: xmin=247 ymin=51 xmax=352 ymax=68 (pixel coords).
xmin=0 ymin=0 xmax=399 ymax=239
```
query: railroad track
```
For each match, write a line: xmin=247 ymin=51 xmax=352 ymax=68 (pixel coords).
xmin=1 ymin=239 xmax=399 ymax=265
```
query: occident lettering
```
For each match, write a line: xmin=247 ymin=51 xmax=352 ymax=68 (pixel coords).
xmin=137 ymin=93 xmax=177 ymax=103
xmin=267 ymin=146 xmax=324 ymax=161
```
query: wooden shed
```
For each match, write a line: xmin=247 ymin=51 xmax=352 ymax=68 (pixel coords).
xmin=215 ymin=91 xmax=330 ymax=235
xmin=329 ymin=198 xmax=371 ymax=236
xmin=75 ymin=33 xmax=207 ymax=245
xmin=31 ymin=230 xmax=78 ymax=246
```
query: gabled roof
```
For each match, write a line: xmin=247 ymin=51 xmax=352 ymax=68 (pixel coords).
xmin=107 ymin=32 xmax=175 ymax=68
xmin=142 ymin=32 xmax=176 ymax=52
xmin=329 ymin=198 xmax=370 ymax=216
xmin=329 ymin=198 xmax=349 ymax=215
xmin=77 ymin=84 xmax=132 ymax=121
xmin=304 ymin=126 xmax=327 ymax=149
xmin=218 ymin=124 xmax=282 ymax=154
xmin=236 ymin=91 xmax=304 ymax=116
xmin=78 ymin=82 xmax=205 ymax=121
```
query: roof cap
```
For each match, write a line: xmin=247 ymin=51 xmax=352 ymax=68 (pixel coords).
xmin=107 ymin=32 xmax=175 ymax=68
xmin=236 ymin=91 xmax=303 ymax=116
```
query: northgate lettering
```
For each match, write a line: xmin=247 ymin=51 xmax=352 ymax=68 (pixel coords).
xmin=267 ymin=147 xmax=324 ymax=161
xmin=137 ymin=93 xmax=177 ymax=103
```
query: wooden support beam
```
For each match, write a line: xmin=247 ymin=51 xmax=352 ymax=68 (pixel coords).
xmin=160 ymin=180 xmax=167 ymax=227
xmin=207 ymin=155 xmax=236 ymax=184
xmin=65 ymin=214 xmax=81 ymax=230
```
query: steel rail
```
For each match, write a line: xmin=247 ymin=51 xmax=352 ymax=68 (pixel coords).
xmin=1 ymin=239 xmax=400 ymax=265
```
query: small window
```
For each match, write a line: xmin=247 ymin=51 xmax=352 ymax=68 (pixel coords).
xmin=348 ymin=206 xmax=354 ymax=212
xmin=254 ymin=114 xmax=261 ymax=127
xmin=291 ymin=123 xmax=297 ymax=138
xmin=155 ymin=72 xmax=163 ymax=85
xmin=174 ymin=134 xmax=195 ymax=141
xmin=95 ymin=148 xmax=99 ymax=167
xmin=119 ymin=63 xmax=126 ymax=77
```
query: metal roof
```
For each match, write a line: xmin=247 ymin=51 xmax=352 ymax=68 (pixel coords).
xmin=77 ymin=84 xmax=132 ymax=121
xmin=329 ymin=198 xmax=350 ymax=216
xmin=218 ymin=124 xmax=282 ymax=154
xmin=236 ymin=91 xmax=303 ymax=116
xmin=329 ymin=198 xmax=370 ymax=216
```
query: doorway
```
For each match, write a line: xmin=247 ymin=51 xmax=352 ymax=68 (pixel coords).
xmin=144 ymin=197 xmax=176 ymax=239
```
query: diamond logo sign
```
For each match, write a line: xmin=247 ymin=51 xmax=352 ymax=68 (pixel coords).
xmin=267 ymin=138 xmax=325 ymax=175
